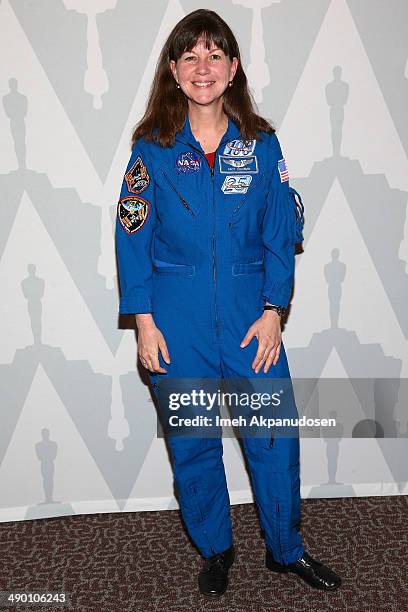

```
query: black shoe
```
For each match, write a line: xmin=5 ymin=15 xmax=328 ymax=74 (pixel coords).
xmin=266 ymin=549 xmax=341 ymax=591
xmin=198 ymin=545 xmax=235 ymax=597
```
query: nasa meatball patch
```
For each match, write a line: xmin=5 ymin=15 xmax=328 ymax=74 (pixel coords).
xmin=125 ymin=156 xmax=150 ymax=194
xmin=117 ymin=196 xmax=150 ymax=234
xmin=175 ymin=151 xmax=201 ymax=174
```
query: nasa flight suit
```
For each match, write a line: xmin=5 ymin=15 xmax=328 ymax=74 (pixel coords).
xmin=115 ymin=116 xmax=305 ymax=564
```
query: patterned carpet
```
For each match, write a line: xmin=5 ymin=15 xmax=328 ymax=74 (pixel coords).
xmin=0 ymin=495 xmax=407 ymax=612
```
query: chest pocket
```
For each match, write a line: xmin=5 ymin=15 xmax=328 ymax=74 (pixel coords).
xmin=159 ymin=168 xmax=196 ymax=217
xmin=153 ymin=167 xmax=202 ymax=265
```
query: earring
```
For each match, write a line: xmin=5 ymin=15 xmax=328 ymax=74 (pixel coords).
xmin=229 ymin=80 xmax=233 ymax=87
xmin=176 ymin=83 xmax=180 ymax=89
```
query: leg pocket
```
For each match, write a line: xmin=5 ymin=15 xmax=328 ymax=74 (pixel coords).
xmin=177 ymin=476 xmax=207 ymax=525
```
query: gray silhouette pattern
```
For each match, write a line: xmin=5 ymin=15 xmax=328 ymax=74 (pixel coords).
xmin=10 ymin=0 xmax=168 ymax=181
xmin=1 ymin=0 xmax=408 ymax=521
xmin=21 ymin=264 xmax=44 ymax=345
xmin=324 ymin=248 xmax=346 ymax=329
xmin=2 ymin=78 xmax=27 ymax=169
xmin=35 ymin=427 xmax=58 ymax=504
xmin=348 ymin=0 xmax=408 ymax=158
xmin=326 ymin=66 xmax=349 ymax=157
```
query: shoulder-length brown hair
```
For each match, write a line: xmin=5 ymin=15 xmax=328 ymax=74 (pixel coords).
xmin=131 ymin=9 xmax=275 ymax=148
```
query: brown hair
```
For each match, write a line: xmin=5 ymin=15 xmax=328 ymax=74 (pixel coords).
xmin=131 ymin=9 xmax=275 ymax=148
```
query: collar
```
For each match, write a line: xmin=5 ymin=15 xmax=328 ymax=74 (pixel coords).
xmin=175 ymin=114 xmax=241 ymax=151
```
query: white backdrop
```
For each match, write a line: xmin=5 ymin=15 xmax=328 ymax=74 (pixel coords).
xmin=1 ymin=0 xmax=408 ymax=523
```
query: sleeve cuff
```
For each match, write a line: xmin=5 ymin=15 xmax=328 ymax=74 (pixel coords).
xmin=262 ymin=284 xmax=291 ymax=309
xmin=119 ymin=295 xmax=153 ymax=315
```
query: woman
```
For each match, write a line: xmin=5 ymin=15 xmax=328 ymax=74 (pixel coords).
xmin=116 ymin=9 xmax=341 ymax=597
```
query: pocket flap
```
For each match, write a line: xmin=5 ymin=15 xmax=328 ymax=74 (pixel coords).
xmin=153 ymin=258 xmax=195 ymax=276
xmin=232 ymin=261 xmax=264 ymax=275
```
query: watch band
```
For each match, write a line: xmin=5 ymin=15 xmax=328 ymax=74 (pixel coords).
xmin=263 ymin=304 xmax=286 ymax=317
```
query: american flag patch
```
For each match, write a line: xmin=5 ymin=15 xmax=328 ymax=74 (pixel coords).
xmin=278 ymin=158 xmax=289 ymax=182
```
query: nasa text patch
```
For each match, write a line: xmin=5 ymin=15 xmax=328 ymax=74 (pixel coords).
xmin=175 ymin=151 xmax=201 ymax=174
xmin=117 ymin=196 xmax=150 ymax=234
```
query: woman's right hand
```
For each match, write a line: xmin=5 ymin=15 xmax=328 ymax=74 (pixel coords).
xmin=135 ymin=314 xmax=171 ymax=373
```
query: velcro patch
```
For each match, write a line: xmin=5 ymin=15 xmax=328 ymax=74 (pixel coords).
xmin=175 ymin=151 xmax=201 ymax=174
xmin=221 ymin=175 xmax=252 ymax=194
xmin=219 ymin=155 xmax=258 ymax=174
xmin=117 ymin=196 xmax=150 ymax=234
xmin=278 ymin=158 xmax=289 ymax=182
xmin=223 ymin=139 xmax=256 ymax=156
xmin=125 ymin=156 xmax=150 ymax=194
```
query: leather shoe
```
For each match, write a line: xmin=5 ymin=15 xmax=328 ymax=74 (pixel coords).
xmin=266 ymin=549 xmax=341 ymax=590
xmin=198 ymin=545 xmax=235 ymax=597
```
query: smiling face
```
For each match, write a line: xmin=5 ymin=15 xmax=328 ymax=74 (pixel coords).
xmin=170 ymin=37 xmax=238 ymax=107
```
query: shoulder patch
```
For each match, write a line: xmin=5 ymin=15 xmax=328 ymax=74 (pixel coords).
xmin=125 ymin=156 xmax=150 ymax=194
xmin=277 ymin=158 xmax=289 ymax=182
xmin=117 ymin=196 xmax=150 ymax=234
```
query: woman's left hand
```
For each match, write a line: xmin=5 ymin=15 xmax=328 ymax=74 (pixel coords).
xmin=240 ymin=311 xmax=282 ymax=373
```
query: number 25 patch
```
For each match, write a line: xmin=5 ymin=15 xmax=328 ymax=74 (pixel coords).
xmin=221 ymin=175 xmax=252 ymax=194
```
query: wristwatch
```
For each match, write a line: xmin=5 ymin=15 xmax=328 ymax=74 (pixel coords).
xmin=264 ymin=303 xmax=286 ymax=317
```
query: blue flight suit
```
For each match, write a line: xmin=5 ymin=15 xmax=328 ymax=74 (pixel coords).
xmin=116 ymin=116 xmax=305 ymax=564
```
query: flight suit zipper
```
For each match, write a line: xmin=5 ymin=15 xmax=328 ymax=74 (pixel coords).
xmin=211 ymin=163 xmax=219 ymax=338
xmin=269 ymin=401 xmax=276 ymax=447
xmin=161 ymin=170 xmax=195 ymax=216
xmin=178 ymin=142 xmax=220 ymax=340
xmin=200 ymin=145 xmax=221 ymax=340
xmin=189 ymin=481 xmax=216 ymax=555
xmin=276 ymin=502 xmax=284 ymax=561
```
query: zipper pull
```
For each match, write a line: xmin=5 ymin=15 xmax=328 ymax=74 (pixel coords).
xmin=210 ymin=166 xmax=214 ymax=178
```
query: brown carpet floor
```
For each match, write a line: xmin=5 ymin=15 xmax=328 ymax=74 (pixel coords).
xmin=0 ymin=495 xmax=407 ymax=612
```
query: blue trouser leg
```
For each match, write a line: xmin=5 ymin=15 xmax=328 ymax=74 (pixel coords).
xmin=149 ymin=316 xmax=233 ymax=558
xmin=220 ymin=331 xmax=305 ymax=565
xmin=166 ymin=435 xmax=233 ymax=557
xmin=240 ymin=435 xmax=304 ymax=564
